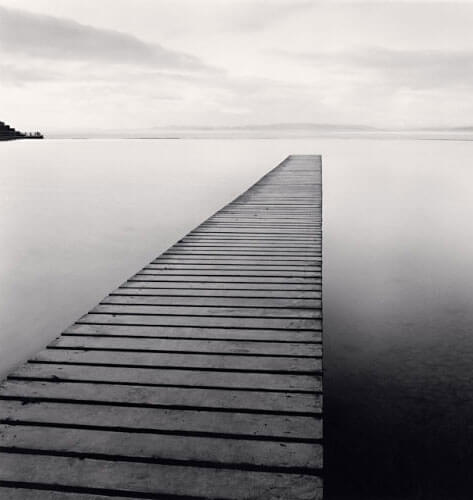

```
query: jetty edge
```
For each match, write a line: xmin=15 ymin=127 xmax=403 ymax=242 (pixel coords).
xmin=0 ymin=154 xmax=323 ymax=499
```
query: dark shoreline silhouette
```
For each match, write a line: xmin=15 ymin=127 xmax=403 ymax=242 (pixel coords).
xmin=0 ymin=120 xmax=43 ymax=140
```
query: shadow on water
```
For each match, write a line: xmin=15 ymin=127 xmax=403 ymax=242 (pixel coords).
xmin=323 ymin=139 xmax=473 ymax=499
xmin=325 ymin=323 xmax=473 ymax=499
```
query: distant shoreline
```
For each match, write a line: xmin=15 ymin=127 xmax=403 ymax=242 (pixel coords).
xmin=41 ymin=133 xmax=473 ymax=142
xmin=0 ymin=137 xmax=43 ymax=141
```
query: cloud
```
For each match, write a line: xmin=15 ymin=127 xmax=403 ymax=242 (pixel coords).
xmin=0 ymin=5 xmax=213 ymax=72
xmin=0 ymin=63 xmax=59 ymax=84
xmin=211 ymin=0 xmax=314 ymax=33
xmin=281 ymin=47 xmax=473 ymax=90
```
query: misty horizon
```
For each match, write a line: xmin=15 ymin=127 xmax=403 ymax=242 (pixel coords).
xmin=36 ymin=121 xmax=473 ymax=139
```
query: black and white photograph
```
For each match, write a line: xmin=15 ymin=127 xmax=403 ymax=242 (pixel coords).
xmin=0 ymin=1 xmax=472 ymax=499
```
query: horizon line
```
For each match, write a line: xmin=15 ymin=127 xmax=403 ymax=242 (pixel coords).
xmin=39 ymin=122 xmax=473 ymax=135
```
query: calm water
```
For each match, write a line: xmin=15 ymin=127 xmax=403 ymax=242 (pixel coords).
xmin=2 ymin=138 xmax=473 ymax=498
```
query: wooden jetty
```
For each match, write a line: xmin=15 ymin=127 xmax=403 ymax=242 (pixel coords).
xmin=0 ymin=155 xmax=323 ymax=499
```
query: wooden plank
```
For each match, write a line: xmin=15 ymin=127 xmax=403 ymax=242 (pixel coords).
xmin=180 ymin=237 xmax=320 ymax=243
xmin=0 ymin=380 xmax=322 ymax=414
xmin=206 ymin=216 xmax=321 ymax=221
xmin=199 ymin=229 xmax=320 ymax=232
xmin=50 ymin=336 xmax=322 ymax=357
xmin=172 ymin=242 xmax=322 ymax=247
xmin=32 ymin=350 xmax=323 ymax=373
xmin=209 ymin=214 xmax=321 ymax=217
xmin=166 ymin=246 xmax=322 ymax=252
xmin=204 ymin=216 xmax=321 ymax=219
xmin=162 ymin=254 xmax=322 ymax=260
xmin=180 ymin=233 xmax=319 ymax=237
xmin=145 ymin=263 xmax=322 ymax=271
xmin=182 ymin=231 xmax=320 ymax=237
xmin=161 ymin=254 xmax=321 ymax=261
xmin=129 ymin=273 xmax=322 ymax=289
xmin=0 ymin=400 xmax=322 ymax=440
xmin=155 ymin=257 xmax=322 ymax=264
xmin=0 ymin=489 xmax=133 ymax=500
xmin=0 ymin=454 xmax=323 ymax=500
xmin=0 ymin=424 xmax=322 ymax=470
xmin=169 ymin=242 xmax=322 ymax=247
xmin=163 ymin=251 xmax=321 ymax=257
xmin=220 ymin=202 xmax=320 ymax=206
xmin=201 ymin=224 xmax=321 ymax=229
xmin=92 ymin=303 xmax=322 ymax=319
xmin=138 ymin=269 xmax=321 ymax=277
xmin=171 ymin=240 xmax=322 ymax=245
xmin=159 ymin=247 xmax=322 ymax=252
xmin=122 ymin=281 xmax=322 ymax=291
xmin=193 ymin=228 xmax=320 ymax=234
xmin=129 ymin=275 xmax=321 ymax=284
xmin=219 ymin=200 xmax=320 ymax=206
xmin=205 ymin=214 xmax=321 ymax=218
xmin=146 ymin=260 xmax=322 ymax=268
xmin=150 ymin=255 xmax=322 ymax=262
xmin=78 ymin=313 xmax=322 ymax=330
xmin=106 ymin=293 xmax=322 ymax=308
xmin=116 ymin=285 xmax=322 ymax=296
xmin=64 ymin=324 xmax=322 ymax=342
xmin=10 ymin=363 xmax=322 ymax=392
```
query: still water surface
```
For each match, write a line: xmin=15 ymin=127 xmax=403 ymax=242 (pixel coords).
xmin=1 ymin=138 xmax=473 ymax=498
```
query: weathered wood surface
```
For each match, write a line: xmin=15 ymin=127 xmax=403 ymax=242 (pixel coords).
xmin=0 ymin=155 xmax=323 ymax=499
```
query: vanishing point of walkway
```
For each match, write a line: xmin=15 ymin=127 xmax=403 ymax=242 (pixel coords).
xmin=0 ymin=155 xmax=323 ymax=499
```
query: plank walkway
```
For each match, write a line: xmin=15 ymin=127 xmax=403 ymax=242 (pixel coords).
xmin=0 ymin=155 xmax=323 ymax=499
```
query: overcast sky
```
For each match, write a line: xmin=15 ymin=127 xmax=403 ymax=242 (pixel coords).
xmin=1 ymin=0 xmax=473 ymax=132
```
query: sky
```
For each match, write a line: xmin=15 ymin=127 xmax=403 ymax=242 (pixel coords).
xmin=1 ymin=0 xmax=473 ymax=133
